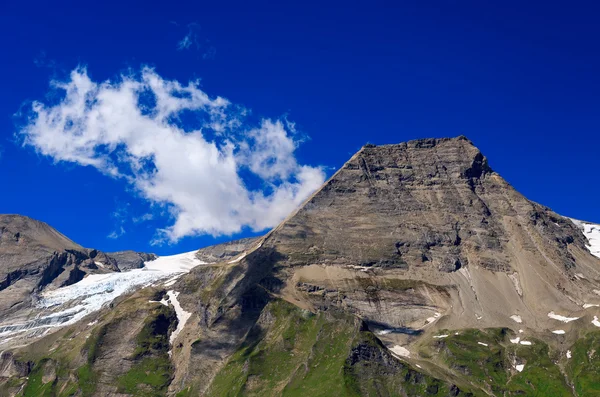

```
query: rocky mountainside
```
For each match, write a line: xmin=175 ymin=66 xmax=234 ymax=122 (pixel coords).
xmin=1 ymin=136 xmax=600 ymax=397
xmin=0 ymin=215 xmax=158 ymax=337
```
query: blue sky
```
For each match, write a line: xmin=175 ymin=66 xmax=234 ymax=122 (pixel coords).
xmin=1 ymin=0 xmax=599 ymax=255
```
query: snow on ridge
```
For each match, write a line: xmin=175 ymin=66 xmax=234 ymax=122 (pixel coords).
xmin=569 ymin=218 xmax=600 ymax=259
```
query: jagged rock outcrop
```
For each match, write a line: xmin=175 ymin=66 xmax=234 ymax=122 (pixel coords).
xmin=106 ymin=250 xmax=158 ymax=271
xmin=0 ymin=215 xmax=158 ymax=324
xmin=194 ymin=237 xmax=259 ymax=263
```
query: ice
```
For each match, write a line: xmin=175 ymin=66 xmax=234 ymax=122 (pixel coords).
xmin=0 ymin=250 xmax=206 ymax=338
xmin=510 ymin=315 xmax=522 ymax=323
xmin=548 ymin=312 xmax=579 ymax=323
xmin=376 ymin=329 xmax=393 ymax=335
xmin=570 ymin=218 xmax=600 ymax=259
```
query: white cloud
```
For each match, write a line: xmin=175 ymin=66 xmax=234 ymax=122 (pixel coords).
xmin=18 ymin=66 xmax=325 ymax=243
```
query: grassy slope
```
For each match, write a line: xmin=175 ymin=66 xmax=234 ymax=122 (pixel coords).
xmin=205 ymin=299 xmax=477 ymax=397
xmin=425 ymin=328 xmax=573 ymax=396
xmin=6 ymin=288 xmax=176 ymax=397
xmin=4 ymin=290 xmax=600 ymax=396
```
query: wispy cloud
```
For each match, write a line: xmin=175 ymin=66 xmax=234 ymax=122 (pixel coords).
xmin=177 ymin=23 xmax=200 ymax=51
xmin=33 ymin=51 xmax=57 ymax=69
xmin=133 ymin=213 xmax=154 ymax=223
xmin=107 ymin=203 xmax=128 ymax=239
xmin=107 ymin=226 xmax=126 ymax=239
xmin=176 ymin=23 xmax=216 ymax=59
xmin=18 ymin=66 xmax=325 ymax=243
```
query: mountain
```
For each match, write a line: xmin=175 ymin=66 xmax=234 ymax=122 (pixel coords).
xmin=1 ymin=136 xmax=600 ymax=397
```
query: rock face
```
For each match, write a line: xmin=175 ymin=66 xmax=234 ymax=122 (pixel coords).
xmin=2 ymin=137 xmax=600 ymax=396
xmin=170 ymin=137 xmax=600 ymax=394
xmin=0 ymin=215 xmax=158 ymax=322
xmin=0 ymin=215 xmax=119 ymax=319
xmin=106 ymin=250 xmax=158 ymax=271
xmin=263 ymin=136 xmax=599 ymax=332
xmin=194 ymin=237 xmax=259 ymax=263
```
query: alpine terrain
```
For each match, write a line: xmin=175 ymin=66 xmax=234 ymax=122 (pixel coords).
xmin=1 ymin=136 xmax=600 ymax=396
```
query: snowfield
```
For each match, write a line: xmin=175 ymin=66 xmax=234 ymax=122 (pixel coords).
xmin=570 ymin=218 xmax=600 ymax=258
xmin=0 ymin=251 xmax=206 ymax=338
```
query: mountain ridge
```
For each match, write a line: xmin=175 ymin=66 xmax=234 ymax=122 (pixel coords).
xmin=2 ymin=136 xmax=600 ymax=396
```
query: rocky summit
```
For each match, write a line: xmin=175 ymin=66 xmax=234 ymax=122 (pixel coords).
xmin=1 ymin=136 xmax=600 ymax=397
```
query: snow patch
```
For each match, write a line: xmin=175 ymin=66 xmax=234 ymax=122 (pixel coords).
xmin=389 ymin=345 xmax=410 ymax=358
xmin=508 ymin=272 xmax=523 ymax=297
xmin=425 ymin=312 xmax=441 ymax=326
xmin=477 ymin=342 xmax=488 ymax=347
xmin=548 ymin=312 xmax=579 ymax=323
xmin=433 ymin=335 xmax=448 ymax=339
xmin=584 ymin=304 xmax=600 ymax=309
xmin=228 ymin=252 xmax=247 ymax=264
xmin=510 ymin=315 xmax=522 ymax=323
xmin=515 ymin=364 xmax=525 ymax=372
xmin=510 ymin=337 xmax=520 ymax=344
xmin=570 ymin=218 xmax=600 ymax=258
xmin=520 ymin=341 xmax=532 ymax=345
xmin=552 ymin=330 xmax=566 ymax=335
xmin=592 ymin=316 xmax=600 ymax=327
xmin=566 ymin=350 xmax=572 ymax=359
xmin=377 ymin=329 xmax=393 ymax=335
xmin=167 ymin=290 xmax=191 ymax=348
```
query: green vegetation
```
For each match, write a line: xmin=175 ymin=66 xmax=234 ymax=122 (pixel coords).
xmin=430 ymin=328 xmax=571 ymax=396
xmin=206 ymin=299 xmax=473 ymax=397
xmin=505 ymin=341 xmax=570 ymax=397
xmin=344 ymin=331 xmax=462 ymax=397
xmin=115 ymin=305 xmax=176 ymax=396
xmin=20 ymin=359 xmax=55 ymax=397
xmin=567 ymin=330 xmax=600 ymax=395
xmin=206 ymin=299 xmax=358 ymax=397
